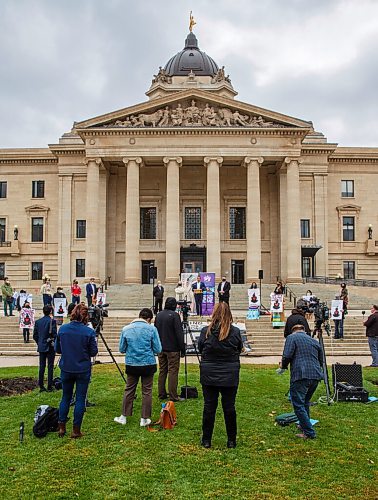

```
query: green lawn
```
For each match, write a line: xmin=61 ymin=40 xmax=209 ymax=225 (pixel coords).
xmin=0 ymin=364 xmax=377 ymax=499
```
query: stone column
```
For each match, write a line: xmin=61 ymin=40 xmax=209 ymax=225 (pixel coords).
xmin=285 ymin=157 xmax=302 ymax=282
xmin=85 ymin=159 xmax=101 ymax=280
xmin=163 ymin=156 xmax=182 ymax=283
xmin=314 ymin=173 xmax=329 ymax=276
xmin=58 ymin=174 xmax=72 ymax=285
xmin=244 ymin=157 xmax=263 ymax=281
xmin=123 ymin=157 xmax=142 ymax=283
xmin=204 ymin=157 xmax=223 ymax=278
xmin=279 ymin=169 xmax=287 ymax=280
xmin=107 ymin=166 xmax=118 ymax=282
xmin=98 ymin=170 xmax=108 ymax=281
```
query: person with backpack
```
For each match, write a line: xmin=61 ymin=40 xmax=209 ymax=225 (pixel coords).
xmin=198 ymin=302 xmax=243 ymax=449
xmin=114 ymin=308 xmax=162 ymax=427
xmin=55 ymin=303 xmax=98 ymax=438
xmin=33 ymin=305 xmax=57 ymax=392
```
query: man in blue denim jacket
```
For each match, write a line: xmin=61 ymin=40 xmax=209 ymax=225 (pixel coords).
xmin=114 ymin=308 xmax=162 ymax=427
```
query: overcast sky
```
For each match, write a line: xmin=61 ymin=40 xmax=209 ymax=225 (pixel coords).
xmin=0 ymin=0 xmax=377 ymax=148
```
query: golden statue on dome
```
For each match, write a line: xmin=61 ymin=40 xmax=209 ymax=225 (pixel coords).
xmin=189 ymin=11 xmax=196 ymax=32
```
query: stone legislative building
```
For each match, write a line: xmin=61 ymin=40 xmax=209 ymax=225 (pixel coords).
xmin=0 ymin=31 xmax=377 ymax=287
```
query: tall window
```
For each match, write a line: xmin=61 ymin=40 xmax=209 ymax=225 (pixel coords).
xmin=0 ymin=218 xmax=6 ymax=242
xmin=185 ymin=207 xmax=201 ymax=239
xmin=342 ymin=216 xmax=355 ymax=241
xmin=300 ymin=219 xmax=310 ymax=238
xmin=229 ymin=207 xmax=246 ymax=239
xmin=76 ymin=220 xmax=86 ymax=239
xmin=31 ymin=262 xmax=43 ymax=280
xmin=76 ymin=259 xmax=85 ymax=277
xmin=0 ymin=263 xmax=5 ymax=280
xmin=341 ymin=180 xmax=354 ymax=198
xmin=31 ymin=217 xmax=44 ymax=242
xmin=140 ymin=208 xmax=156 ymax=239
xmin=0 ymin=182 xmax=7 ymax=198
xmin=343 ymin=261 xmax=355 ymax=279
xmin=32 ymin=180 xmax=45 ymax=198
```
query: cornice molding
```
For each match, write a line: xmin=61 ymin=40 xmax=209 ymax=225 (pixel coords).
xmin=0 ymin=158 xmax=58 ymax=165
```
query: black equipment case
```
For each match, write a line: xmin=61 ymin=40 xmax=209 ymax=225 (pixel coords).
xmin=332 ymin=363 xmax=369 ymax=403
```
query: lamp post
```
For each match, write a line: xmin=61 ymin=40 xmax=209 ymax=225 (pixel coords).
xmin=368 ymin=224 xmax=373 ymax=240
xmin=13 ymin=225 xmax=18 ymax=240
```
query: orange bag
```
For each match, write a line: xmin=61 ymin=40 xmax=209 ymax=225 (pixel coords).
xmin=159 ymin=401 xmax=177 ymax=430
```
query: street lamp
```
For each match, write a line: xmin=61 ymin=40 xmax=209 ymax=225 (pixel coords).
xmin=368 ymin=224 xmax=373 ymax=240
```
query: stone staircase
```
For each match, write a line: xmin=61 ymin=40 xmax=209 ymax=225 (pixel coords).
xmin=0 ymin=313 xmax=370 ymax=357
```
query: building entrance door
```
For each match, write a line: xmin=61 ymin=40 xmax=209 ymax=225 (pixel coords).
xmin=231 ymin=260 xmax=245 ymax=284
xmin=141 ymin=260 xmax=155 ymax=284
xmin=180 ymin=246 xmax=206 ymax=275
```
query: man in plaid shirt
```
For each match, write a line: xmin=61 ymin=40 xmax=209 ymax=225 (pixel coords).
xmin=280 ymin=324 xmax=324 ymax=439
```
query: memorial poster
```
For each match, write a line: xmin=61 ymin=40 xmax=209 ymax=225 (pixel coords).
xmin=53 ymin=298 xmax=68 ymax=317
xmin=331 ymin=300 xmax=344 ymax=320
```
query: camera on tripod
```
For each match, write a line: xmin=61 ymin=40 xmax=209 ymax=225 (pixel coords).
xmin=312 ymin=298 xmax=330 ymax=336
xmin=177 ymin=299 xmax=191 ymax=322
xmin=88 ymin=303 xmax=109 ymax=333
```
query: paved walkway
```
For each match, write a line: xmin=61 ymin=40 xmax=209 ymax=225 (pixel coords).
xmin=0 ymin=354 xmax=373 ymax=368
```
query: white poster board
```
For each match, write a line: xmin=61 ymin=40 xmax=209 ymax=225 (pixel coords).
xmin=96 ymin=292 xmax=106 ymax=306
xmin=331 ymin=300 xmax=344 ymax=320
xmin=270 ymin=293 xmax=283 ymax=313
xmin=19 ymin=293 xmax=33 ymax=308
xmin=248 ymin=288 xmax=261 ymax=307
xmin=53 ymin=298 xmax=68 ymax=317
xmin=19 ymin=308 xmax=35 ymax=329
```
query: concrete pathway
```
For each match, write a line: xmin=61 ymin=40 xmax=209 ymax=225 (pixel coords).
xmin=0 ymin=354 xmax=374 ymax=368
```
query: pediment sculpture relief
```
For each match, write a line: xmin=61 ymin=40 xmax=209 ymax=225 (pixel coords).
xmin=103 ymin=100 xmax=289 ymax=128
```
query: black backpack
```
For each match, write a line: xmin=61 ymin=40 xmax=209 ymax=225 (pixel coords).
xmin=33 ymin=406 xmax=59 ymax=438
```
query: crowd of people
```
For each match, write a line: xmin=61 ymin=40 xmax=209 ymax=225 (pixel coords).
xmin=1 ymin=274 xmax=377 ymax=444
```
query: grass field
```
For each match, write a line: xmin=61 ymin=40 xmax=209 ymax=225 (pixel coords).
xmin=0 ymin=364 xmax=377 ymax=499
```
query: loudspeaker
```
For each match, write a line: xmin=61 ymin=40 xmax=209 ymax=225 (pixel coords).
xmin=149 ymin=266 xmax=157 ymax=280
xmin=258 ymin=269 xmax=264 ymax=280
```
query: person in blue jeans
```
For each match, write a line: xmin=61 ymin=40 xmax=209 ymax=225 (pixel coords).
xmin=280 ymin=324 xmax=324 ymax=439
xmin=55 ymin=303 xmax=98 ymax=438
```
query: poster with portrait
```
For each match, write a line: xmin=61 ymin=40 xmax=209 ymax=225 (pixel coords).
xmin=19 ymin=292 xmax=33 ymax=308
xmin=180 ymin=273 xmax=198 ymax=314
xmin=200 ymin=272 xmax=215 ymax=316
xmin=19 ymin=308 xmax=35 ymax=329
xmin=270 ymin=293 xmax=283 ymax=313
xmin=331 ymin=300 xmax=344 ymax=320
xmin=96 ymin=292 xmax=107 ymax=307
xmin=246 ymin=288 xmax=260 ymax=320
xmin=53 ymin=298 xmax=68 ymax=317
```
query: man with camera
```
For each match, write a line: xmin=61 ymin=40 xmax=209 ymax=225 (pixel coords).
xmin=155 ymin=297 xmax=185 ymax=402
xmin=33 ymin=305 xmax=57 ymax=392
xmin=280 ymin=324 xmax=323 ymax=439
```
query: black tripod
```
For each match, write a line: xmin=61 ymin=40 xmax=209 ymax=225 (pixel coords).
xmin=313 ymin=323 xmax=331 ymax=405
xmin=96 ymin=327 xmax=127 ymax=385
xmin=182 ymin=316 xmax=201 ymax=400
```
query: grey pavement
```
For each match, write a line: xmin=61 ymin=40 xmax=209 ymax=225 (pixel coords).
xmin=0 ymin=354 xmax=373 ymax=368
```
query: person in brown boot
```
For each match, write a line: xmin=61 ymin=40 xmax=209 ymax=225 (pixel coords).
xmin=71 ymin=424 xmax=83 ymax=439
xmin=58 ymin=422 xmax=66 ymax=437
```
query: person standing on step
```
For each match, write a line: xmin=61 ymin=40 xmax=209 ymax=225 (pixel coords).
xmin=192 ymin=275 xmax=206 ymax=316
xmin=40 ymin=277 xmax=53 ymax=307
xmin=20 ymin=300 xmax=33 ymax=343
xmin=114 ymin=308 xmax=162 ymax=427
xmin=155 ymin=297 xmax=185 ymax=402
xmin=153 ymin=281 xmax=165 ymax=315
xmin=85 ymin=278 xmax=97 ymax=307
xmin=33 ymin=305 xmax=57 ymax=392
xmin=363 ymin=304 xmax=378 ymax=367
xmin=71 ymin=280 xmax=81 ymax=305
xmin=1 ymin=277 xmax=14 ymax=316
xmin=217 ymin=276 xmax=231 ymax=305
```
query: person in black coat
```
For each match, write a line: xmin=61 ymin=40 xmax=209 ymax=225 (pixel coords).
xmin=198 ymin=302 xmax=243 ymax=449
xmin=217 ymin=276 xmax=231 ymax=304
xmin=284 ymin=308 xmax=311 ymax=338
xmin=153 ymin=281 xmax=165 ymax=315
xmin=33 ymin=305 xmax=57 ymax=392
xmin=155 ymin=297 xmax=185 ymax=401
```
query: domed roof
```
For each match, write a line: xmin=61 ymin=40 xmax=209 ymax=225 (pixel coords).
xmin=164 ymin=32 xmax=219 ymax=77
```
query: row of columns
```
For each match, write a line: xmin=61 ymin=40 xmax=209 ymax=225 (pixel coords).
xmin=77 ymin=155 xmax=303 ymax=283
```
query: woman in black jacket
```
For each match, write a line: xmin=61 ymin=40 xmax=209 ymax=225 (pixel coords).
xmin=198 ymin=302 xmax=243 ymax=449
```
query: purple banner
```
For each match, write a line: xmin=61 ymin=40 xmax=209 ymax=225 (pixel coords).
xmin=200 ymin=272 xmax=216 ymax=316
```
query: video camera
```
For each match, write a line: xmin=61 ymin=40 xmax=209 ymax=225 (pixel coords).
xmin=88 ymin=303 xmax=109 ymax=333
xmin=312 ymin=298 xmax=330 ymax=336
xmin=177 ymin=299 xmax=191 ymax=322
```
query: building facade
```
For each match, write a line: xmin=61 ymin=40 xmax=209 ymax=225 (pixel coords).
xmin=1 ymin=32 xmax=377 ymax=288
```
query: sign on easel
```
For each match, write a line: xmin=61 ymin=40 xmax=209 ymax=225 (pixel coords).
xmin=247 ymin=288 xmax=260 ymax=320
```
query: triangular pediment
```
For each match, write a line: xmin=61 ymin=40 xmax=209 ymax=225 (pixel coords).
xmin=74 ymin=90 xmax=313 ymax=131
